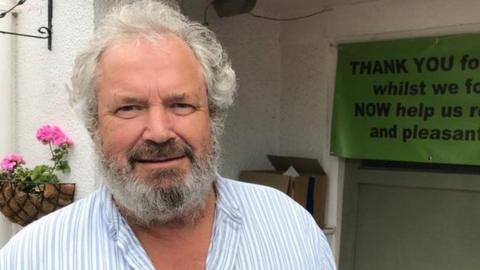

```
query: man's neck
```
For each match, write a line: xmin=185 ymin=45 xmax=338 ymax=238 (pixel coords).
xmin=128 ymin=187 xmax=217 ymax=269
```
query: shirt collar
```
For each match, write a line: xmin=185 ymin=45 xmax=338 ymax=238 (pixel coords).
xmin=214 ymin=176 xmax=243 ymax=223
xmin=99 ymin=185 xmax=121 ymax=240
xmin=100 ymin=185 xmax=155 ymax=269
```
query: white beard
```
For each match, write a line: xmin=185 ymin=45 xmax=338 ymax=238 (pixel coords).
xmin=95 ymin=134 xmax=220 ymax=227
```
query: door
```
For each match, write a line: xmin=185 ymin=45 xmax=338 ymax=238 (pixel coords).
xmin=340 ymin=159 xmax=480 ymax=270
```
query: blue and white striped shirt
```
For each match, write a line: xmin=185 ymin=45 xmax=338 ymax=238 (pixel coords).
xmin=0 ymin=177 xmax=336 ymax=270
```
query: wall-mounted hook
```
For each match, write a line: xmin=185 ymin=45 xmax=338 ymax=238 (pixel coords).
xmin=0 ymin=0 xmax=53 ymax=50
xmin=0 ymin=0 xmax=26 ymax=18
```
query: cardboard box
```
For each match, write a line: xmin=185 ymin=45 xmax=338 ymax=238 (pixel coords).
xmin=239 ymin=155 xmax=327 ymax=228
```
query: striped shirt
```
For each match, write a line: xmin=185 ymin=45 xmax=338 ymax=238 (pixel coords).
xmin=0 ymin=177 xmax=336 ymax=270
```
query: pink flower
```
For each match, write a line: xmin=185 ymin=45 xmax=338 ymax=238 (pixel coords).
xmin=1 ymin=153 xmax=25 ymax=172
xmin=36 ymin=125 xmax=74 ymax=146
xmin=36 ymin=125 xmax=54 ymax=144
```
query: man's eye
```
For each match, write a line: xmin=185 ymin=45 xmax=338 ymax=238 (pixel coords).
xmin=171 ymin=103 xmax=197 ymax=115
xmin=118 ymin=105 xmax=139 ymax=111
xmin=115 ymin=105 xmax=143 ymax=118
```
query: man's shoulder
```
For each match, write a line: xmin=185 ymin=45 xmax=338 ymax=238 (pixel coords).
xmin=216 ymin=177 xmax=336 ymax=269
xmin=0 ymin=187 xmax=118 ymax=269
xmin=218 ymin=177 xmax=312 ymax=221
xmin=219 ymin=177 xmax=298 ymax=202
xmin=219 ymin=177 xmax=285 ymax=195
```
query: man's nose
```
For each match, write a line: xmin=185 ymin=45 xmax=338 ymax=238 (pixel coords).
xmin=141 ymin=107 xmax=175 ymax=143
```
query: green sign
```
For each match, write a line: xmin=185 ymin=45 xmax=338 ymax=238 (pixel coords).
xmin=330 ymin=34 xmax=480 ymax=165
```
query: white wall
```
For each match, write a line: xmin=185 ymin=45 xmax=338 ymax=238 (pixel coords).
xmin=14 ymin=0 xmax=95 ymax=201
xmin=210 ymin=18 xmax=282 ymax=178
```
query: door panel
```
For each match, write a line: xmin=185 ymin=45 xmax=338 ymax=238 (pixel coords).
xmin=340 ymin=160 xmax=480 ymax=270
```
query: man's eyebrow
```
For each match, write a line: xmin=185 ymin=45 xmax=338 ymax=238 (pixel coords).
xmin=112 ymin=94 xmax=147 ymax=104
xmin=164 ymin=93 xmax=188 ymax=102
xmin=111 ymin=92 xmax=198 ymax=104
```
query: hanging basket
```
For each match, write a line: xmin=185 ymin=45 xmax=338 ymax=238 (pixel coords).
xmin=0 ymin=181 xmax=75 ymax=226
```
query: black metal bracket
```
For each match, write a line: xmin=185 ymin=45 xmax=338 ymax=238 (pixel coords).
xmin=0 ymin=0 xmax=53 ymax=50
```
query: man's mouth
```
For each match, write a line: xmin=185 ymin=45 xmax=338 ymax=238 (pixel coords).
xmin=127 ymin=140 xmax=194 ymax=169
xmin=134 ymin=155 xmax=187 ymax=164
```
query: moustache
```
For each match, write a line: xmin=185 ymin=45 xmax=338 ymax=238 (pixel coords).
xmin=127 ymin=140 xmax=194 ymax=167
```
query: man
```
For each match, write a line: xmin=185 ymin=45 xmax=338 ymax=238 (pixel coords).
xmin=0 ymin=1 xmax=336 ymax=269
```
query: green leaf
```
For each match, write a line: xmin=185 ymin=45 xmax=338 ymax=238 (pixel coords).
xmin=30 ymin=165 xmax=48 ymax=180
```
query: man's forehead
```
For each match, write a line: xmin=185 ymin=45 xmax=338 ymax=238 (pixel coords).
xmin=95 ymin=33 xmax=206 ymax=96
xmin=100 ymin=33 xmax=194 ymax=63
xmin=96 ymin=34 xmax=204 ymax=85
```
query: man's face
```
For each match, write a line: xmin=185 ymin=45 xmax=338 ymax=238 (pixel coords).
xmin=95 ymin=35 xmax=216 ymax=225
xmin=97 ymin=35 xmax=211 ymax=184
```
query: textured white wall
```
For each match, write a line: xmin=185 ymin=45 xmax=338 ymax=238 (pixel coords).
xmin=14 ymin=0 xmax=95 ymax=200
xmin=210 ymin=17 xmax=282 ymax=178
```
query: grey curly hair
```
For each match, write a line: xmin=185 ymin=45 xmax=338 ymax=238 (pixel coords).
xmin=69 ymin=0 xmax=237 ymax=135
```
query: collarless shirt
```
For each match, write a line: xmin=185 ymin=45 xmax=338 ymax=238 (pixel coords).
xmin=0 ymin=177 xmax=336 ymax=270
